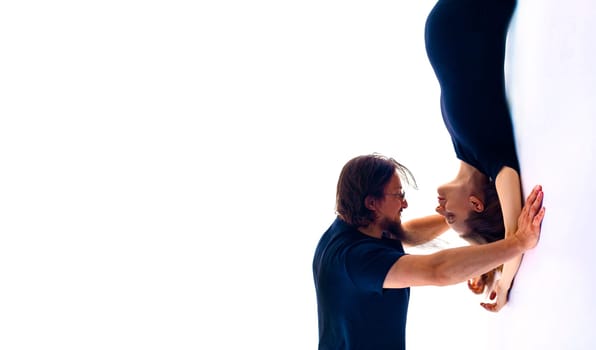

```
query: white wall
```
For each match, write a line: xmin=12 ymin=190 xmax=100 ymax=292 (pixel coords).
xmin=1 ymin=1 xmax=451 ymax=349
xmin=498 ymin=0 xmax=596 ymax=348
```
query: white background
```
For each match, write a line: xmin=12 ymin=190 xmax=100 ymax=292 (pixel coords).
xmin=2 ymin=1 xmax=594 ymax=349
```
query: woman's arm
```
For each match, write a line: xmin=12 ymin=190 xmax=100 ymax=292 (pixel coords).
xmin=482 ymin=166 xmax=523 ymax=311
xmin=402 ymin=214 xmax=450 ymax=247
xmin=496 ymin=166 xmax=523 ymax=235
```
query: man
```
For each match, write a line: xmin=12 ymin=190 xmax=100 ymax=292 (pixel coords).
xmin=312 ymin=154 xmax=545 ymax=350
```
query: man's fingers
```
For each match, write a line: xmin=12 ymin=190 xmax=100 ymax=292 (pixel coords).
xmin=533 ymin=207 xmax=546 ymax=226
xmin=525 ymin=185 xmax=542 ymax=204
xmin=522 ymin=186 xmax=544 ymax=217
xmin=531 ymin=189 xmax=544 ymax=210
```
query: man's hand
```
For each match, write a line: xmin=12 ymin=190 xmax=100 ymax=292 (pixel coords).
xmin=513 ymin=185 xmax=545 ymax=251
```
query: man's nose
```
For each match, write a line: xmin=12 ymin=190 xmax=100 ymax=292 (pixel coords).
xmin=435 ymin=205 xmax=445 ymax=216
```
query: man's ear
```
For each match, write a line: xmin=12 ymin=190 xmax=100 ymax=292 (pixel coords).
xmin=364 ymin=195 xmax=377 ymax=211
xmin=469 ymin=195 xmax=485 ymax=212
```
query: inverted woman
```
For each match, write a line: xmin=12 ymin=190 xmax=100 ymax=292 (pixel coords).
xmin=425 ymin=0 xmax=525 ymax=311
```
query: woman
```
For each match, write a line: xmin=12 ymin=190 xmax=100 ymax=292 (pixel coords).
xmin=424 ymin=0 xmax=523 ymax=312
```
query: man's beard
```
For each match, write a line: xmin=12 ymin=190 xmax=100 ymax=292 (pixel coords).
xmin=379 ymin=217 xmax=406 ymax=240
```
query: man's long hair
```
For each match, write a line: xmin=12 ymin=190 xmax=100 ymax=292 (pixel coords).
xmin=336 ymin=153 xmax=416 ymax=227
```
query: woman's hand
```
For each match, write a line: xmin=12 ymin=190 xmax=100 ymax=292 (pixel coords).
xmin=467 ymin=267 xmax=500 ymax=295
xmin=480 ymin=279 xmax=511 ymax=312
xmin=467 ymin=275 xmax=485 ymax=294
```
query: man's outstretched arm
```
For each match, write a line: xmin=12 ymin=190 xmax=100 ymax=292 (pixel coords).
xmin=384 ymin=186 xmax=545 ymax=289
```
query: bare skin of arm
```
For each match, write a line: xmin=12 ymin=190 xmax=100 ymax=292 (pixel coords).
xmin=402 ymin=214 xmax=450 ymax=247
xmin=383 ymin=186 xmax=544 ymax=289
xmin=480 ymin=166 xmax=524 ymax=312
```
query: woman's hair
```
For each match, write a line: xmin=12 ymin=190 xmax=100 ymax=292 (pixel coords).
xmin=335 ymin=153 xmax=416 ymax=227
xmin=462 ymin=181 xmax=504 ymax=244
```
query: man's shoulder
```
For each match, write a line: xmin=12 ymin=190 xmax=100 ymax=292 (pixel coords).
xmin=325 ymin=218 xmax=365 ymax=243
xmin=315 ymin=218 xmax=364 ymax=256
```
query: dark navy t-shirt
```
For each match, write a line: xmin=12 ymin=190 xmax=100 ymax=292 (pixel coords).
xmin=425 ymin=0 xmax=520 ymax=179
xmin=313 ymin=217 xmax=409 ymax=350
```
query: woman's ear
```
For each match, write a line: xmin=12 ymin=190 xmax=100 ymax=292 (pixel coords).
xmin=469 ymin=195 xmax=485 ymax=212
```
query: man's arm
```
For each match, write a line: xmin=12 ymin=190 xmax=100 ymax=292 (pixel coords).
xmin=383 ymin=185 xmax=544 ymax=289
xmin=402 ymin=214 xmax=449 ymax=247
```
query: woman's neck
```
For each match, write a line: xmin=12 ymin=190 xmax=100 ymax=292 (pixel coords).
xmin=456 ymin=161 xmax=489 ymax=188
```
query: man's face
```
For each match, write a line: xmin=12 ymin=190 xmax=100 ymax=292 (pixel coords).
xmin=376 ymin=173 xmax=408 ymax=236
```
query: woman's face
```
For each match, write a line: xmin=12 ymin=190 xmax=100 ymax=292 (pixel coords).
xmin=435 ymin=182 xmax=482 ymax=234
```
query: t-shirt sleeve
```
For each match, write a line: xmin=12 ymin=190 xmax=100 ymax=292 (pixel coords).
xmin=344 ymin=241 xmax=406 ymax=295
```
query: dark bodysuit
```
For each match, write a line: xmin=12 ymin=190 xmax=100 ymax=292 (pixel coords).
xmin=425 ymin=0 xmax=520 ymax=179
